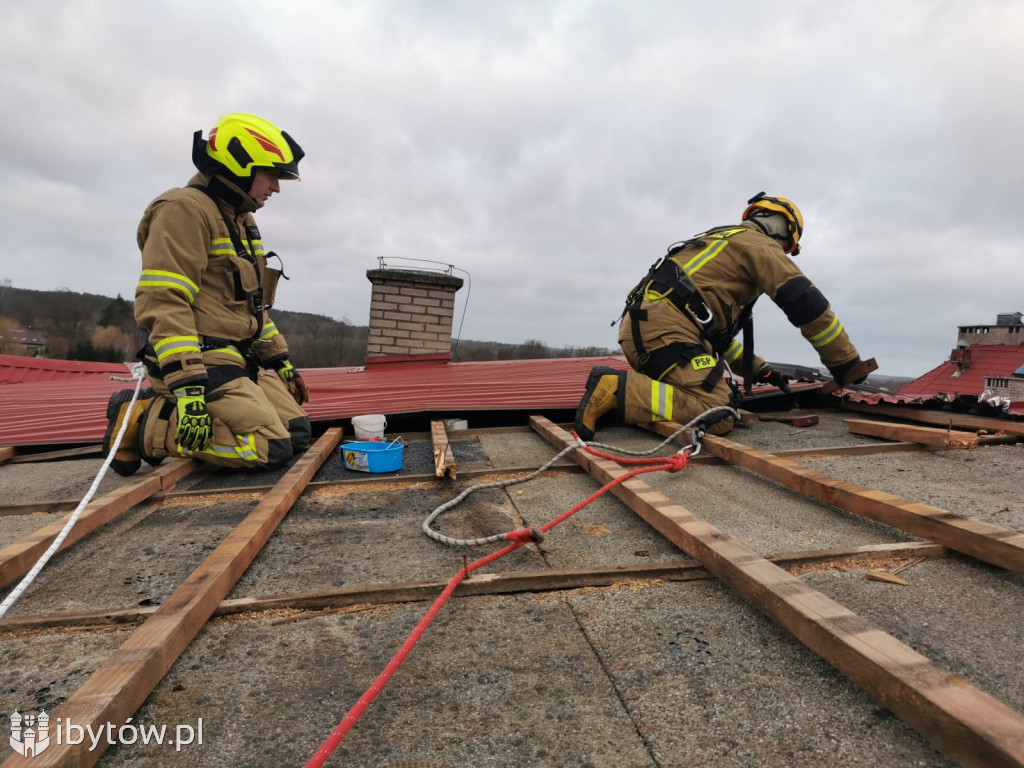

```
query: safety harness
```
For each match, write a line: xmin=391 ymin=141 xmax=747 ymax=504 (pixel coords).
xmin=617 ymin=227 xmax=755 ymax=393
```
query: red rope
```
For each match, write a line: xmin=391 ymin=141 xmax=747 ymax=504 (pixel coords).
xmin=304 ymin=446 xmax=690 ymax=767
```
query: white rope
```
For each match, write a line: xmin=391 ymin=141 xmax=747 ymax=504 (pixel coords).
xmin=0 ymin=363 xmax=147 ymax=618
xmin=421 ymin=406 xmax=739 ymax=548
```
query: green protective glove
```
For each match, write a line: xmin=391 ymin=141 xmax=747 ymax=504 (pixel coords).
xmin=275 ymin=359 xmax=310 ymax=405
xmin=173 ymin=385 xmax=213 ymax=451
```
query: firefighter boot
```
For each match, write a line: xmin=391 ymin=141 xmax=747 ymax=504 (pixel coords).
xmin=101 ymin=389 xmax=155 ymax=476
xmin=574 ymin=366 xmax=624 ymax=442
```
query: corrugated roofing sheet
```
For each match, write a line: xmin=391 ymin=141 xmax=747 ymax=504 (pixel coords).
xmin=0 ymin=356 xmax=637 ymax=447
xmin=897 ymin=345 xmax=1024 ymax=399
xmin=15 ymin=351 xmax=1009 ymax=449
xmin=0 ymin=354 xmax=131 ymax=385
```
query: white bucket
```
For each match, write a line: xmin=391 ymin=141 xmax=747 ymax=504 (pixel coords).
xmin=352 ymin=413 xmax=387 ymax=440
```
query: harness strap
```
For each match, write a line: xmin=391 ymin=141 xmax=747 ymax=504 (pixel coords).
xmin=742 ymin=316 xmax=754 ymax=394
xmin=188 ymin=183 xmax=265 ymax=345
xmin=626 ymin=312 xmax=724 ymax=393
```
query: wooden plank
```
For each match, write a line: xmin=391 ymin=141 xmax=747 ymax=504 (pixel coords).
xmin=666 ymin=427 xmax=1024 ymax=573
xmin=0 ymin=459 xmax=198 ymax=588
xmin=845 ymin=418 xmax=979 ymax=448
xmin=759 ymin=412 xmax=820 ymax=427
xmin=0 ymin=541 xmax=947 ymax=634
xmin=0 ymin=446 xmax=14 ymax=464
xmin=771 ymin=441 xmax=932 ymax=458
xmin=530 ymin=415 xmax=1024 ymax=768
xmin=0 ymin=441 xmax=932 ymax=515
xmin=841 ymin=402 xmax=1024 ymax=438
xmin=430 ymin=420 xmax=457 ymax=479
xmin=820 ymin=357 xmax=879 ymax=393
xmin=7 ymin=445 xmax=103 ymax=464
xmin=0 ymin=500 xmax=81 ymax=517
xmin=2 ymin=429 xmax=344 ymax=768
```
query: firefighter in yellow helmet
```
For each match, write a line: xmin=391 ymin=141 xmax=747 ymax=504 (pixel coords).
xmin=101 ymin=113 xmax=312 ymax=475
xmin=575 ymin=192 xmax=867 ymax=440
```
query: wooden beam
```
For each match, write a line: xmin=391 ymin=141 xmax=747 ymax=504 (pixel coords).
xmin=0 ymin=441 xmax=932 ymax=516
xmin=0 ymin=500 xmax=82 ymax=517
xmin=758 ymin=411 xmax=820 ymax=428
xmin=530 ymin=415 xmax=1024 ymax=768
xmin=2 ymin=429 xmax=344 ymax=768
xmin=0 ymin=541 xmax=947 ymax=634
xmin=661 ymin=426 xmax=1024 ymax=573
xmin=840 ymin=402 xmax=1024 ymax=438
xmin=430 ymin=420 xmax=457 ymax=479
xmin=7 ymin=445 xmax=104 ymax=463
xmin=820 ymin=357 xmax=879 ymax=393
xmin=0 ymin=446 xmax=14 ymax=464
xmin=844 ymin=418 xmax=979 ymax=448
xmin=0 ymin=459 xmax=198 ymax=588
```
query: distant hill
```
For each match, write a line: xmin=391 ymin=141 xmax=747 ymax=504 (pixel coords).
xmin=0 ymin=283 xmax=615 ymax=366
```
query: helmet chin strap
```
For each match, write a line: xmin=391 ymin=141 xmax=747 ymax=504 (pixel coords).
xmin=207 ymin=173 xmax=258 ymax=213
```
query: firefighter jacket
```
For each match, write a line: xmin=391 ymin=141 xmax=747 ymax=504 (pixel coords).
xmin=135 ymin=172 xmax=290 ymax=391
xmin=618 ymin=221 xmax=859 ymax=377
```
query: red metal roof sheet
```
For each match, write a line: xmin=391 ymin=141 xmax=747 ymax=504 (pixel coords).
xmin=0 ymin=354 xmax=131 ymax=385
xmin=13 ymin=352 xmax=998 ymax=449
xmin=0 ymin=356 xmax=638 ymax=448
xmin=897 ymin=346 xmax=1024 ymax=400
xmin=830 ymin=391 xmax=925 ymax=407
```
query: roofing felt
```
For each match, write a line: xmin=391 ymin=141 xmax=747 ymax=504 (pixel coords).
xmin=0 ymin=413 xmax=1022 ymax=766
xmin=897 ymin=345 xmax=1024 ymax=400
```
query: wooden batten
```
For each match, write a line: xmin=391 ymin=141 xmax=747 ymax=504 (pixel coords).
xmin=530 ymin=415 xmax=1024 ymax=768
xmin=2 ymin=430 xmax=343 ymax=768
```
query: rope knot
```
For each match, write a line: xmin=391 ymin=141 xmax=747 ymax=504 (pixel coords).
xmin=664 ymin=452 xmax=691 ymax=472
xmin=505 ymin=527 xmax=545 ymax=544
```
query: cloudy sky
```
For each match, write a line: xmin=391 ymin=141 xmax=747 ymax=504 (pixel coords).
xmin=3 ymin=1 xmax=1023 ymax=378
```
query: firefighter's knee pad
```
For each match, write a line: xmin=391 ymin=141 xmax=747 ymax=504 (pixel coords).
xmin=289 ymin=416 xmax=312 ymax=450
xmin=266 ymin=437 xmax=294 ymax=469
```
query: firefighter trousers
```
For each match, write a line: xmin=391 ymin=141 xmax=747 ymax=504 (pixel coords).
xmin=140 ymin=365 xmax=312 ymax=470
xmin=619 ymin=333 xmax=736 ymax=436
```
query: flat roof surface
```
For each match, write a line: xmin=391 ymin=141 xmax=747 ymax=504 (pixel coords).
xmin=0 ymin=411 xmax=1022 ymax=767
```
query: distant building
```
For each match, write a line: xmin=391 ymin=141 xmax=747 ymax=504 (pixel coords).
xmin=898 ymin=312 xmax=1024 ymax=415
xmin=0 ymin=328 xmax=47 ymax=357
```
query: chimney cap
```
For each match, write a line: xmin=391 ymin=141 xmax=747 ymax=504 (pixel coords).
xmin=367 ymin=268 xmax=464 ymax=289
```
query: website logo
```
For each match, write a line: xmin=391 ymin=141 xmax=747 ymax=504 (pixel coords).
xmin=10 ymin=709 xmax=50 ymax=758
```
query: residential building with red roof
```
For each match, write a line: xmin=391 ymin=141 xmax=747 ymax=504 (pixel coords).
xmin=898 ymin=312 xmax=1024 ymax=415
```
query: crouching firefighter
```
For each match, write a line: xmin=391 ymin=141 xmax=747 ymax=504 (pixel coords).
xmin=102 ymin=113 xmax=312 ymax=476
xmin=575 ymin=192 xmax=868 ymax=440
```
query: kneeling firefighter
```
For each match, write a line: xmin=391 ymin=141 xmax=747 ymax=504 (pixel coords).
xmin=575 ymin=192 xmax=868 ymax=440
xmin=102 ymin=113 xmax=312 ymax=476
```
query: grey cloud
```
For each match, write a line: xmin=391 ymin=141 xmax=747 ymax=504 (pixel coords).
xmin=2 ymin=0 xmax=1023 ymax=378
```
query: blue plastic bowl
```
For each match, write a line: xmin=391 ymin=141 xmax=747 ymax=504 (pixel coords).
xmin=341 ymin=441 xmax=404 ymax=473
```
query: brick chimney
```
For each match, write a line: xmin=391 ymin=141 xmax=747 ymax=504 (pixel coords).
xmin=365 ymin=268 xmax=463 ymax=365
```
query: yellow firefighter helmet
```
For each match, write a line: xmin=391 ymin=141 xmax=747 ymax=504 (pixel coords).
xmin=742 ymin=192 xmax=804 ymax=255
xmin=193 ymin=113 xmax=304 ymax=180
